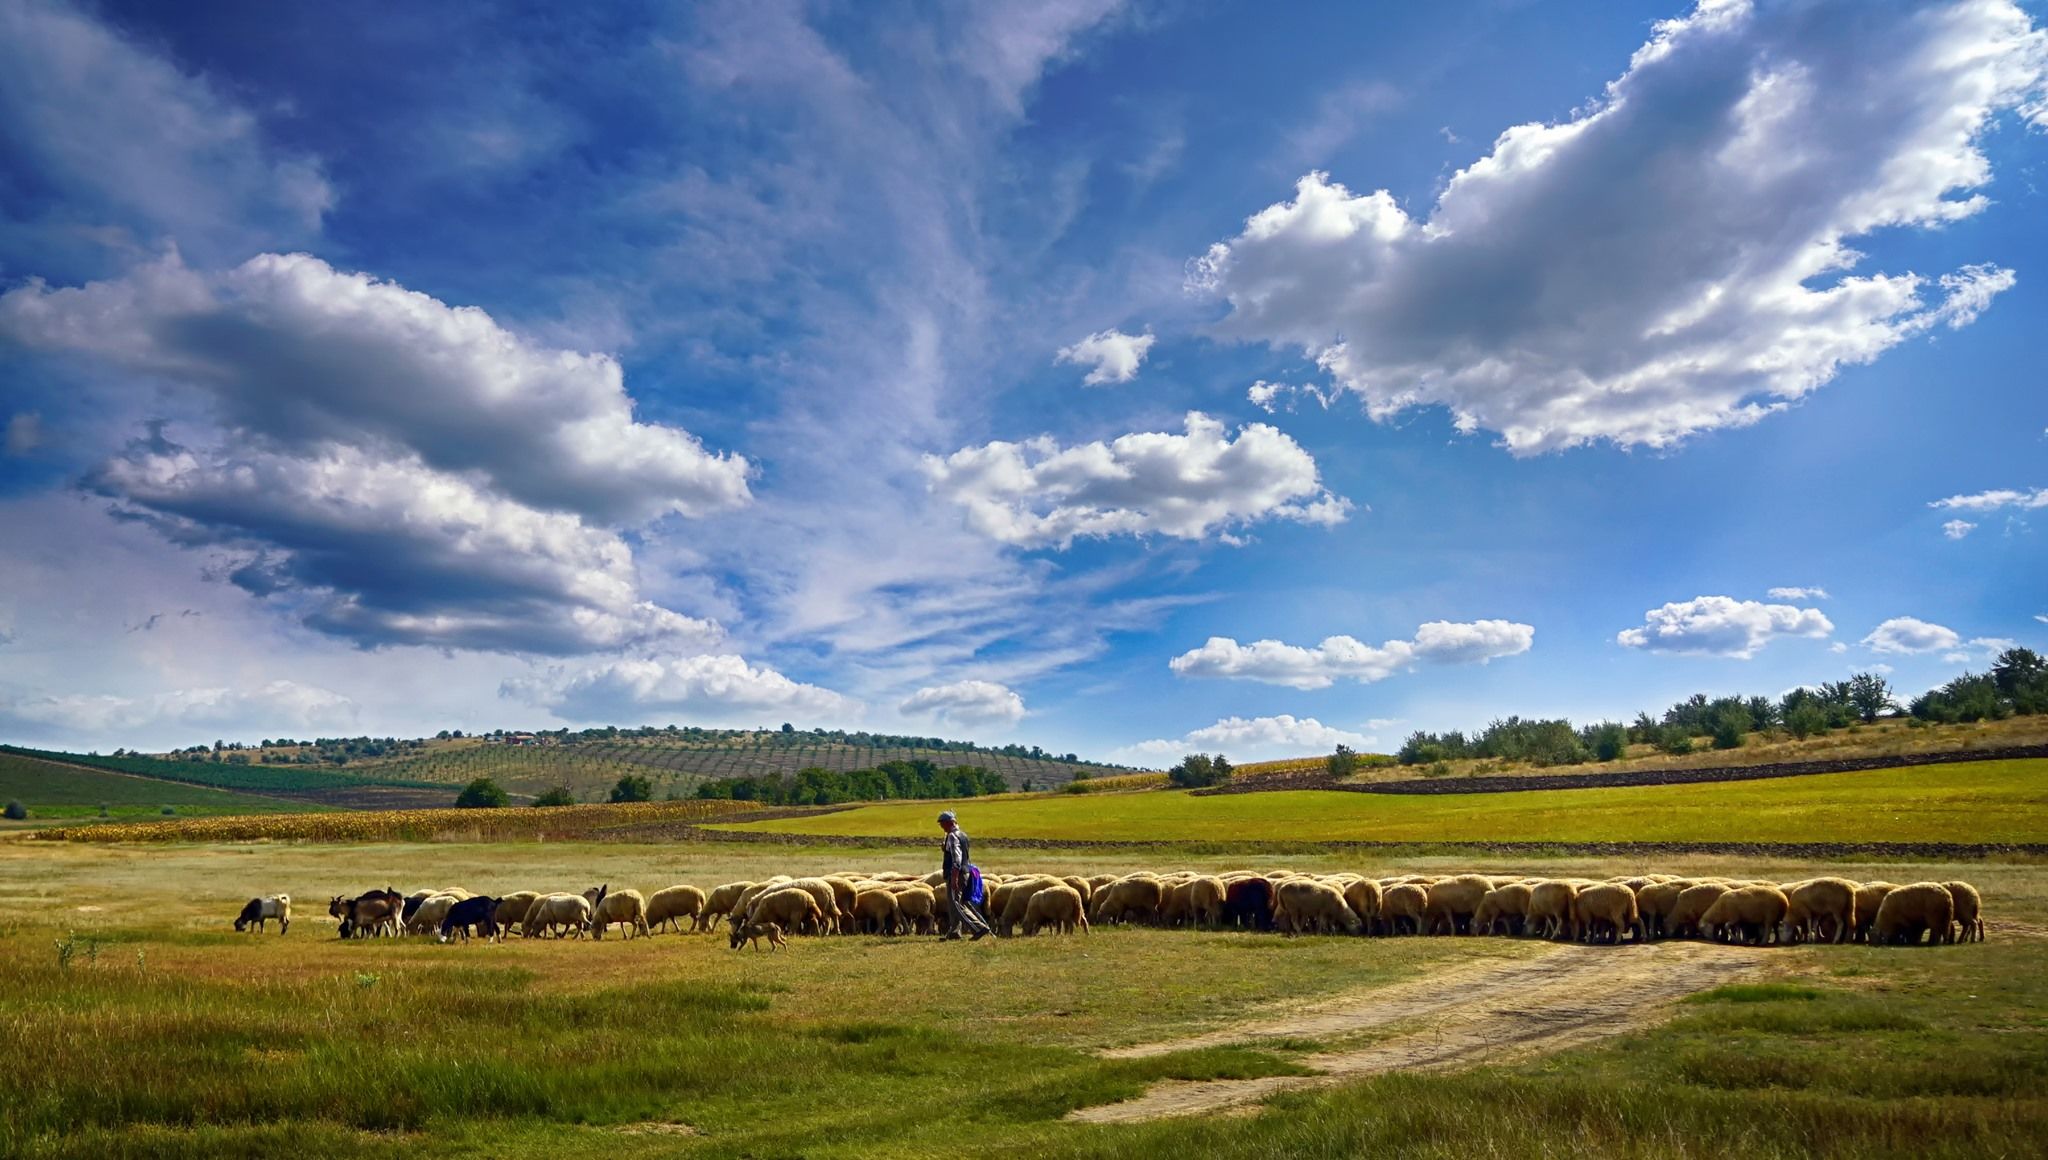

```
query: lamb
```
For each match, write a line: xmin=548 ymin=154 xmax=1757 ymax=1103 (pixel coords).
xmin=1021 ymin=884 xmax=1089 ymax=935
xmin=585 ymin=886 xmax=650 ymax=939
xmin=234 ymin=894 xmax=290 ymax=934
xmin=1873 ymin=882 xmax=1954 ymax=946
xmin=1943 ymin=881 xmax=1984 ymax=943
xmin=523 ymin=891 xmax=597 ymax=939
xmin=1380 ymin=883 xmax=1428 ymax=936
xmin=731 ymin=920 xmax=787 ymax=951
xmin=1700 ymin=885 xmax=1789 ymax=945
xmin=645 ymin=885 xmax=709 ymax=934
xmin=852 ymin=889 xmax=902 ymax=935
xmin=1472 ymin=883 xmax=1531 ymax=937
xmin=1782 ymin=878 xmax=1857 ymax=945
xmin=1570 ymin=883 xmax=1641 ymax=944
xmin=1526 ymin=881 xmax=1580 ymax=940
xmin=1275 ymin=879 xmax=1362 ymax=936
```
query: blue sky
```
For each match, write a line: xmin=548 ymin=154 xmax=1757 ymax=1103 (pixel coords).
xmin=1 ymin=0 xmax=2043 ymax=762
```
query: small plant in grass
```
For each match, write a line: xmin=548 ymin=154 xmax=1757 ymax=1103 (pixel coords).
xmin=53 ymin=931 xmax=100 ymax=969
xmin=355 ymin=972 xmax=380 ymax=989
xmin=3 ymin=800 xmax=26 ymax=820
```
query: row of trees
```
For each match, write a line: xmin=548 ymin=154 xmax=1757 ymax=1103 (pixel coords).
xmin=453 ymin=774 xmax=659 ymax=809
xmin=692 ymin=759 xmax=1012 ymax=806
xmin=1396 ymin=650 xmax=2047 ymax=768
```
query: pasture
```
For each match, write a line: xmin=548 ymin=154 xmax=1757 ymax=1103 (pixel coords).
xmin=716 ymin=758 xmax=2048 ymax=846
xmin=3 ymin=836 xmax=2045 ymax=1158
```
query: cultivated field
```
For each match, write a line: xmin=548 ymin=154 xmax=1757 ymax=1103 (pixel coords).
xmin=717 ymin=758 xmax=2048 ymax=847
xmin=0 ymin=752 xmax=333 ymax=827
xmin=2 ymin=838 xmax=2043 ymax=1158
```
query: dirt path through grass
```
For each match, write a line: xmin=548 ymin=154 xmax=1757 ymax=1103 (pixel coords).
xmin=1072 ymin=941 xmax=1767 ymax=1124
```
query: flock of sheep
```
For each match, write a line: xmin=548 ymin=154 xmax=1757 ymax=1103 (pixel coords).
xmin=294 ymin=868 xmax=1986 ymax=948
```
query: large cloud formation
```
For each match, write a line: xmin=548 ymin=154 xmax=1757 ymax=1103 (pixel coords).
xmin=0 ymin=252 xmax=753 ymax=653
xmin=1616 ymin=595 xmax=1833 ymax=658
xmin=899 ymin=679 xmax=1028 ymax=728
xmin=503 ymin=655 xmax=860 ymax=725
xmin=925 ymin=411 xmax=1349 ymax=548
xmin=1118 ymin=714 xmax=1374 ymax=764
xmin=1171 ymin=619 xmax=1533 ymax=689
xmin=0 ymin=679 xmax=357 ymax=736
xmin=1192 ymin=0 xmax=2044 ymax=453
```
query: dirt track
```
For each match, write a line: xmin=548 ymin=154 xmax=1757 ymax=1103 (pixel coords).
xmin=1069 ymin=941 xmax=1766 ymax=1124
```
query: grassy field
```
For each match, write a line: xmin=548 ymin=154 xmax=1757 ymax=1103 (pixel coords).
xmin=0 ymin=751 xmax=332 ymax=826
xmin=1 ymin=839 xmax=2043 ymax=1158
xmin=716 ymin=759 xmax=2048 ymax=846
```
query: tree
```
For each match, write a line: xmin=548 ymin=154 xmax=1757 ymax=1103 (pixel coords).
xmin=1844 ymin=672 xmax=1895 ymax=723
xmin=1709 ymin=701 xmax=1749 ymax=750
xmin=1588 ymin=721 xmax=1628 ymax=762
xmin=609 ymin=774 xmax=654 ymax=803
xmin=532 ymin=786 xmax=577 ymax=808
xmin=454 ymin=777 xmax=508 ymax=809
xmin=2 ymin=800 xmax=25 ymax=820
xmin=1992 ymin=647 xmax=2048 ymax=714
xmin=1167 ymin=754 xmax=1232 ymax=788
xmin=1327 ymin=745 xmax=1359 ymax=777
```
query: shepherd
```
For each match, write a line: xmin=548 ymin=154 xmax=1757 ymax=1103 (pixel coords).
xmin=937 ymin=810 xmax=991 ymax=942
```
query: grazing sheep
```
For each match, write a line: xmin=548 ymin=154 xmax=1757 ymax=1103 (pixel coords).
xmin=1090 ymin=877 xmax=1165 ymax=926
xmin=1570 ymin=883 xmax=1642 ymax=944
xmin=234 ymin=894 xmax=291 ymax=934
xmin=1424 ymin=875 xmax=1495 ymax=936
xmin=852 ymin=889 xmax=902 ymax=935
xmin=643 ymin=885 xmax=708 ymax=934
xmin=1526 ymin=881 xmax=1580 ymax=941
xmin=993 ymin=876 xmax=1060 ymax=936
xmin=1222 ymin=878 xmax=1276 ymax=931
xmin=1342 ymin=879 xmax=1384 ymax=935
xmin=895 ymin=886 xmax=939 ymax=935
xmin=1635 ymin=881 xmax=1693 ymax=940
xmin=820 ymin=877 xmax=860 ymax=934
xmin=331 ymin=892 xmax=400 ymax=939
xmin=493 ymin=892 xmax=540 ymax=936
xmin=701 ymin=882 xmax=754 ymax=929
xmin=1472 ymin=884 xmax=1531 ymax=937
xmin=1851 ymin=882 xmax=1897 ymax=943
xmin=748 ymin=886 xmax=823 ymax=936
xmin=1021 ymin=884 xmax=1089 ymax=935
xmin=1061 ymin=876 xmax=1095 ymax=908
xmin=1276 ymin=879 xmax=1362 ymax=936
xmin=439 ymin=896 xmax=501 ymax=943
xmin=734 ymin=878 xmax=794 ymax=920
xmin=783 ymin=879 xmax=843 ymax=935
xmin=1944 ymin=881 xmax=1984 ymax=943
xmin=1700 ymin=886 xmax=1789 ymax=946
xmin=523 ymin=891 xmax=597 ymax=939
xmin=406 ymin=893 xmax=465 ymax=936
xmin=1782 ymin=878 xmax=1858 ymax=945
xmin=1874 ymin=882 xmax=1955 ymax=946
xmin=584 ymin=886 xmax=650 ymax=940
xmin=1667 ymin=884 xmax=1732 ymax=940
xmin=1381 ymin=883 xmax=1428 ymax=936
xmin=731 ymin=920 xmax=787 ymax=952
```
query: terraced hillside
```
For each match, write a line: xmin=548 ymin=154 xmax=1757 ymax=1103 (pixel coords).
xmin=0 ymin=750 xmax=335 ymax=823
xmin=584 ymin=734 xmax=1115 ymax=790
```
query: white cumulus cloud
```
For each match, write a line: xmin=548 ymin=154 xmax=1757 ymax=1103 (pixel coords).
xmin=1617 ymin=595 xmax=1833 ymax=658
xmin=924 ymin=411 xmax=1350 ymax=549
xmin=1930 ymin=487 xmax=2048 ymax=512
xmin=1170 ymin=619 xmax=1532 ymax=689
xmin=503 ymin=655 xmax=861 ymax=726
xmin=1766 ymin=586 xmax=1829 ymax=601
xmin=1116 ymin=714 xmax=1374 ymax=765
xmin=898 ymin=679 xmax=1027 ymax=728
xmin=1861 ymin=616 xmax=1962 ymax=655
xmin=1055 ymin=327 xmax=1156 ymax=385
xmin=1943 ymin=519 xmax=1978 ymax=540
xmin=1191 ymin=0 xmax=2044 ymax=453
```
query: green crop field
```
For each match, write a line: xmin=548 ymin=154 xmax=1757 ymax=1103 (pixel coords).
xmin=2 ymin=839 xmax=2044 ymax=1158
xmin=717 ymin=758 xmax=2048 ymax=846
xmin=0 ymin=745 xmax=439 ymax=797
xmin=0 ymin=751 xmax=334 ymax=823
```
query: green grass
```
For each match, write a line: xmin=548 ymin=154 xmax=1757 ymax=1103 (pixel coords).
xmin=0 ymin=745 xmax=438 ymax=796
xmin=0 ymin=752 xmax=331 ymax=822
xmin=716 ymin=759 xmax=2048 ymax=845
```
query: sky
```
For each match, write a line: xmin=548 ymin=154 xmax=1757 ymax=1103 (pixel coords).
xmin=0 ymin=0 xmax=2044 ymax=764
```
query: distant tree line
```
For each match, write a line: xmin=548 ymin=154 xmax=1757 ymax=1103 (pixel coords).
xmin=691 ymin=759 xmax=1012 ymax=806
xmin=1396 ymin=650 xmax=2048 ymax=769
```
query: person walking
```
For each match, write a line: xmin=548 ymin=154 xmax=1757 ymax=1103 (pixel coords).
xmin=937 ymin=810 xmax=991 ymax=941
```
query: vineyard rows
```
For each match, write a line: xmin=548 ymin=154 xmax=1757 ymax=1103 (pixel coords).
xmin=581 ymin=740 xmax=1110 ymax=789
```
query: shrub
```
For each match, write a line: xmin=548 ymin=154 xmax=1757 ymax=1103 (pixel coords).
xmin=1326 ymin=745 xmax=1359 ymax=777
xmin=453 ymin=777 xmax=508 ymax=809
xmin=609 ymin=774 xmax=655 ymax=803
xmin=3 ymin=800 xmax=26 ymax=820
xmin=531 ymin=786 xmax=578 ymax=808
xmin=1656 ymin=729 xmax=1695 ymax=756
xmin=1785 ymin=702 xmax=1828 ymax=740
xmin=1167 ymin=754 xmax=1233 ymax=788
xmin=1586 ymin=722 xmax=1628 ymax=762
xmin=160 ymin=806 xmax=175 ymax=816
xmin=1710 ymin=703 xmax=1749 ymax=750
